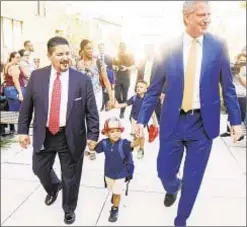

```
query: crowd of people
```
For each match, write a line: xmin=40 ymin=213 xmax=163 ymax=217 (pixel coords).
xmin=0 ymin=41 xmax=39 ymax=135
xmin=0 ymin=1 xmax=246 ymax=226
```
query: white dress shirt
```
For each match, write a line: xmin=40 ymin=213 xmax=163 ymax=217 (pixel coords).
xmin=144 ymin=58 xmax=154 ymax=85
xmin=46 ymin=66 xmax=69 ymax=127
xmin=183 ymin=32 xmax=204 ymax=109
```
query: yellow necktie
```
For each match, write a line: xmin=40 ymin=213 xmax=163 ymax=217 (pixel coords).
xmin=181 ymin=39 xmax=197 ymax=112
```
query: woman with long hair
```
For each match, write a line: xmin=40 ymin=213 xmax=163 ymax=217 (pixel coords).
xmin=3 ymin=51 xmax=26 ymax=111
xmin=77 ymin=39 xmax=114 ymax=160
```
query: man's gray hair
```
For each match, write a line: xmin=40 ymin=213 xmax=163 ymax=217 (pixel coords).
xmin=183 ymin=1 xmax=209 ymax=14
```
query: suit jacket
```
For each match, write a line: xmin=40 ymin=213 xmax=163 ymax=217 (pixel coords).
xmin=138 ymin=33 xmax=241 ymax=139
xmin=18 ymin=66 xmax=99 ymax=160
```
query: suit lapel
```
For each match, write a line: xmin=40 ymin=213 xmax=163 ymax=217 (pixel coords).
xmin=175 ymin=36 xmax=184 ymax=83
xmin=66 ymin=68 xmax=77 ymax=121
xmin=43 ymin=66 xmax=51 ymax=116
xmin=200 ymin=33 xmax=213 ymax=84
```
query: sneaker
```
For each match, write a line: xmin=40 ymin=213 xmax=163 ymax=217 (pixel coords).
xmin=137 ymin=148 xmax=144 ymax=159
xmin=89 ymin=152 xmax=96 ymax=160
xmin=108 ymin=206 xmax=119 ymax=222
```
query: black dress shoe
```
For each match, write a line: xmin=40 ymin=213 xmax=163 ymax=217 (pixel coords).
xmin=220 ymin=132 xmax=231 ymax=137
xmin=45 ymin=183 xmax=62 ymax=206
xmin=64 ymin=212 xmax=75 ymax=225
xmin=164 ymin=182 xmax=182 ymax=207
xmin=237 ymin=135 xmax=245 ymax=141
xmin=164 ymin=192 xmax=178 ymax=207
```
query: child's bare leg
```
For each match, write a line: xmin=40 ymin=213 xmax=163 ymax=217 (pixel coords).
xmin=108 ymin=178 xmax=124 ymax=223
xmin=140 ymin=137 xmax=145 ymax=149
xmin=112 ymin=194 xmax=121 ymax=207
xmin=137 ymin=135 xmax=145 ymax=159
xmin=131 ymin=118 xmax=137 ymax=136
xmin=89 ymin=150 xmax=96 ymax=160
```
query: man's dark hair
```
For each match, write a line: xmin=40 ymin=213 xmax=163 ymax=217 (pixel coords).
xmin=47 ymin=36 xmax=69 ymax=55
xmin=24 ymin=40 xmax=31 ymax=48
xmin=18 ymin=49 xmax=26 ymax=57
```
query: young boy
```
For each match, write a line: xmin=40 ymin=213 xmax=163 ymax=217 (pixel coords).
xmin=88 ymin=117 xmax=139 ymax=223
xmin=115 ymin=80 xmax=158 ymax=159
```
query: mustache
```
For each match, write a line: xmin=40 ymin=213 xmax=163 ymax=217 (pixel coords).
xmin=60 ymin=61 xmax=69 ymax=64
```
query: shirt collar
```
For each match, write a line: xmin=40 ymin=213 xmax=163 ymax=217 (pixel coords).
xmin=51 ymin=65 xmax=69 ymax=77
xmin=183 ymin=31 xmax=203 ymax=46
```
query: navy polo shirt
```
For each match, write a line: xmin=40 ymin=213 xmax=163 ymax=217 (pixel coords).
xmin=95 ymin=138 xmax=133 ymax=179
xmin=126 ymin=95 xmax=144 ymax=121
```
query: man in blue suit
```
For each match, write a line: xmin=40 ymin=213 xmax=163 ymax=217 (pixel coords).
xmin=18 ymin=37 xmax=99 ymax=224
xmin=136 ymin=1 xmax=242 ymax=226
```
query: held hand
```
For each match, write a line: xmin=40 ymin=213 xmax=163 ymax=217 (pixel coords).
xmin=100 ymin=64 xmax=107 ymax=72
xmin=135 ymin=124 xmax=145 ymax=138
xmin=87 ymin=140 xmax=97 ymax=151
xmin=230 ymin=125 xmax=243 ymax=143
xmin=120 ymin=65 xmax=128 ymax=71
xmin=19 ymin=135 xmax=30 ymax=149
xmin=113 ymin=65 xmax=119 ymax=71
xmin=106 ymin=99 xmax=115 ymax=110
xmin=113 ymin=101 xmax=120 ymax=108
xmin=18 ymin=94 xmax=24 ymax=102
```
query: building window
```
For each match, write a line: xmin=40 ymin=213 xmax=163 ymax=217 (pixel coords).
xmin=1 ymin=17 xmax=23 ymax=51
xmin=37 ymin=1 xmax=46 ymax=17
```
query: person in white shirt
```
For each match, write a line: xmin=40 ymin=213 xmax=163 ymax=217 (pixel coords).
xmin=18 ymin=36 xmax=99 ymax=224
xmin=136 ymin=1 xmax=242 ymax=226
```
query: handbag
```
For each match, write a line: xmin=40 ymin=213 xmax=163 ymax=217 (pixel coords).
xmin=4 ymin=86 xmax=19 ymax=100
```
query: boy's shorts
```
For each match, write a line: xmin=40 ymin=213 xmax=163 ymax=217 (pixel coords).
xmin=105 ymin=176 xmax=125 ymax=195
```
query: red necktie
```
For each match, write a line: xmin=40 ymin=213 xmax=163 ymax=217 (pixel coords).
xmin=48 ymin=72 xmax=61 ymax=135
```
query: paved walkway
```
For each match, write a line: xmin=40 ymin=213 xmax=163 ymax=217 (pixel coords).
xmin=1 ymin=111 xmax=246 ymax=226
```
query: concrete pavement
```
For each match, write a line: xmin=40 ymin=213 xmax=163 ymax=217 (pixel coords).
xmin=1 ymin=111 xmax=246 ymax=226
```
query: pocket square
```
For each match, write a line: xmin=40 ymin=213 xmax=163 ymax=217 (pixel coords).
xmin=74 ymin=97 xmax=82 ymax=101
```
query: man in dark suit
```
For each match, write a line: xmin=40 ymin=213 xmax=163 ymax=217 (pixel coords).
xmin=136 ymin=1 xmax=242 ymax=226
xmin=18 ymin=37 xmax=99 ymax=224
xmin=136 ymin=44 xmax=164 ymax=122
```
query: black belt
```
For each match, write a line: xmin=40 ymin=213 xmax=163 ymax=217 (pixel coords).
xmin=180 ymin=109 xmax=200 ymax=115
xmin=46 ymin=127 xmax=65 ymax=133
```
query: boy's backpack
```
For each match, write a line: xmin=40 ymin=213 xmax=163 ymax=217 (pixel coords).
xmin=102 ymin=139 xmax=134 ymax=196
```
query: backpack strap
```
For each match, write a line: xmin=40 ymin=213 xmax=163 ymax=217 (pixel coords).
xmin=101 ymin=139 xmax=108 ymax=188
xmin=101 ymin=139 xmax=107 ymax=150
xmin=118 ymin=139 xmax=132 ymax=196
xmin=117 ymin=139 xmax=126 ymax=162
